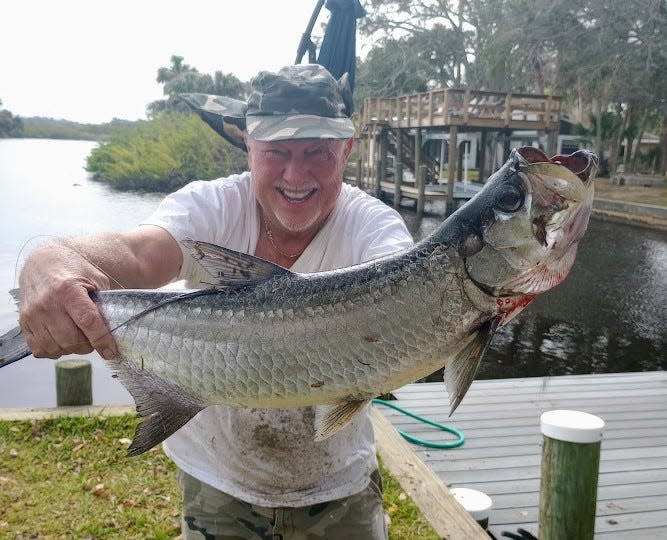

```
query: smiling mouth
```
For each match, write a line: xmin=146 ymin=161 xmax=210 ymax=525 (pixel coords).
xmin=278 ymin=187 xmax=317 ymax=203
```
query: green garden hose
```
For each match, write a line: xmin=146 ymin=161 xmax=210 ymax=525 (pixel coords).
xmin=372 ymin=398 xmax=465 ymax=449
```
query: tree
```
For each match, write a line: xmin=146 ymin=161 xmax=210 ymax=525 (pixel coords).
xmin=355 ymin=38 xmax=430 ymax=105
xmin=212 ymin=72 xmax=249 ymax=100
xmin=156 ymin=55 xmax=198 ymax=85
xmin=356 ymin=0 xmax=667 ymax=174
xmin=0 ymin=99 xmax=23 ymax=138
xmin=147 ymin=56 xmax=249 ymax=117
xmin=360 ymin=0 xmax=473 ymax=88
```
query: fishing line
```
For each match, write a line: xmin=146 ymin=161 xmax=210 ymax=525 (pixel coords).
xmin=12 ymin=234 xmax=60 ymax=289
xmin=371 ymin=398 xmax=465 ymax=449
xmin=60 ymin=238 xmax=127 ymax=290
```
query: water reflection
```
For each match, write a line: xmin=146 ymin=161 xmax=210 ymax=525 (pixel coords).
xmin=398 ymin=200 xmax=667 ymax=379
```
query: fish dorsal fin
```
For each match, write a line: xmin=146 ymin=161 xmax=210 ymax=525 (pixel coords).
xmin=314 ymin=399 xmax=370 ymax=441
xmin=444 ymin=316 xmax=500 ymax=415
xmin=182 ymin=239 xmax=292 ymax=288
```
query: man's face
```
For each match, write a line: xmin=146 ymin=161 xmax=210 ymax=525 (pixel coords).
xmin=246 ymin=137 xmax=353 ymax=236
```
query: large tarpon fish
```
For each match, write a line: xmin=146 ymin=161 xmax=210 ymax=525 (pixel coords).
xmin=0 ymin=147 xmax=596 ymax=456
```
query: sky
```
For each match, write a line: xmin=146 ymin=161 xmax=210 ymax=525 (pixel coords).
xmin=1 ymin=0 xmax=333 ymax=124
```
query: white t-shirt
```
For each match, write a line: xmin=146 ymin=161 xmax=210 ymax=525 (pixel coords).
xmin=143 ymin=171 xmax=413 ymax=507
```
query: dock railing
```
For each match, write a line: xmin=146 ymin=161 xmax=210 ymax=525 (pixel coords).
xmin=361 ymin=88 xmax=561 ymax=131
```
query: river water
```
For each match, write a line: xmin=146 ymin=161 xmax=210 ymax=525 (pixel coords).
xmin=0 ymin=138 xmax=665 ymax=407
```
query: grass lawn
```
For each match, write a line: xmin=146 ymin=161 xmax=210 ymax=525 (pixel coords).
xmin=0 ymin=415 xmax=438 ymax=539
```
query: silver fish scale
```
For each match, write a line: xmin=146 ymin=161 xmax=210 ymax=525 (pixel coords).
xmin=97 ymin=247 xmax=488 ymax=409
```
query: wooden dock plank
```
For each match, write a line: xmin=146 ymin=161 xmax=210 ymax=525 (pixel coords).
xmin=370 ymin=408 xmax=489 ymax=539
xmin=376 ymin=371 xmax=667 ymax=538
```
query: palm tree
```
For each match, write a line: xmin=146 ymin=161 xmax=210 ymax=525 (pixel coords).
xmin=157 ymin=55 xmax=198 ymax=86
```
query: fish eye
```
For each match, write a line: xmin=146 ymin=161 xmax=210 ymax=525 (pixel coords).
xmin=496 ymin=185 xmax=524 ymax=213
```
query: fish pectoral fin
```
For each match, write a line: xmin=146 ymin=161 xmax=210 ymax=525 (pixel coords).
xmin=111 ymin=358 xmax=206 ymax=456
xmin=314 ymin=399 xmax=370 ymax=441
xmin=444 ymin=316 xmax=500 ymax=415
xmin=0 ymin=326 xmax=30 ymax=368
xmin=182 ymin=239 xmax=293 ymax=287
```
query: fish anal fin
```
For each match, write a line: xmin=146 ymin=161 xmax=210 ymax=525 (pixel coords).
xmin=111 ymin=358 xmax=206 ymax=456
xmin=444 ymin=317 xmax=500 ymax=415
xmin=182 ymin=239 xmax=292 ymax=288
xmin=314 ymin=399 xmax=370 ymax=441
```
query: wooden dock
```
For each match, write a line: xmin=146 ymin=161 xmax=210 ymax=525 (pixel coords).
xmin=374 ymin=371 xmax=667 ymax=539
xmin=379 ymin=180 xmax=484 ymax=204
xmin=355 ymin=88 xmax=562 ymax=209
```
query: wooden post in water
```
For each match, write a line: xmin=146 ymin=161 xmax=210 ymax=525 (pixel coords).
xmin=414 ymin=129 xmax=424 ymax=217
xmin=479 ymin=130 xmax=487 ymax=183
xmin=539 ymin=410 xmax=604 ymax=540
xmin=56 ymin=359 xmax=92 ymax=406
xmin=394 ymin=129 xmax=403 ymax=209
xmin=379 ymin=127 xmax=388 ymax=198
xmin=447 ymin=125 xmax=458 ymax=211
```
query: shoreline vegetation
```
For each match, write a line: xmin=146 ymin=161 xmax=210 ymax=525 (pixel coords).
xmin=20 ymin=116 xmax=137 ymax=141
xmin=0 ymin=415 xmax=439 ymax=539
xmin=85 ymin=112 xmax=246 ymax=192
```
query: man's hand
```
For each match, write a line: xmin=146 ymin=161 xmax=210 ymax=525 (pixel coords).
xmin=18 ymin=243 xmax=117 ymax=360
xmin=17 ymin=227 xmax=182 ymax=361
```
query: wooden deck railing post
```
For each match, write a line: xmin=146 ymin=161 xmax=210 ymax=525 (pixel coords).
xmin=428 ymin=91 xmax=434 ymax=125
xmin=463 ymin=89 xmax=470 ymax=124
xmin=479 ymin=130 xmax=488 ymax=182
xmin=444 ymin=90 xmax=451 ymax=124
xmin=504 ymin=94 xmax=512 ymax=127
xmin=539 ymin=410 xmax=604 ymax=540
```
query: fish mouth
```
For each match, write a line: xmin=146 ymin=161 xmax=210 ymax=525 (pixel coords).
xmin=462 ymin=147 xmax=597 ymax=298
xmin=277 ymin=186 xmax=317 ymax=204
xmin=499 ymin=150 xmax=596 ymax=295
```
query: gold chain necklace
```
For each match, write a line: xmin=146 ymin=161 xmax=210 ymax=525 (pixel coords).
xmin=264 ymin=221 xmax=303 ymax=259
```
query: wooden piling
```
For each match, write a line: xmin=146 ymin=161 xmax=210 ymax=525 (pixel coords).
xmin=539 ymin=410 xmax=604 ymax=540
xmin=479 ymin=130 xmax=487 ymax=183
xmin=56 ymin=359 xmax=92 ymax=406
xmin=447 ymin=125 xmax=458 ymax=210
xmin=394 ymin=129 xmax=403 ymax=208
xmin=379 ymin=127 xmax=388 ymax=198
xmin=414 ymin=129 xmax=424 ymax=216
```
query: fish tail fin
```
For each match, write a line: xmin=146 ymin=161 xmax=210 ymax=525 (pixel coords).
xmin=0 ymin=326 xmax=31 ymax=368
xmin=111 ymin=359 xmax=206 ymax=456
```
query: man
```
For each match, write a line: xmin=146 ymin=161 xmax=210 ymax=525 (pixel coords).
xmin=18 ymin=64 xmax=413 ymax=539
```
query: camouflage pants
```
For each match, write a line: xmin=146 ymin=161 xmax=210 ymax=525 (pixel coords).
xmin=178 ymin=470 xmax=387 ymax=540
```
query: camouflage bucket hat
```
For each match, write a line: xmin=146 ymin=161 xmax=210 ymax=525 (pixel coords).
xmin=246 ymin=64 xmax=355 ymax=142
xmin=178 ymin=64 xmax=354 ymax=153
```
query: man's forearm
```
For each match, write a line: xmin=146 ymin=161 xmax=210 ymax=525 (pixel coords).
xmin=17 ymin=226 xmax=182 ymax=359
xmin=31 ymin=226 xmax=181 ymax=290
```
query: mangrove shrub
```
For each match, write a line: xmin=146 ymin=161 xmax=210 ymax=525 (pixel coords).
xmin=86 ymin=112 xmax=246 ymax=191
